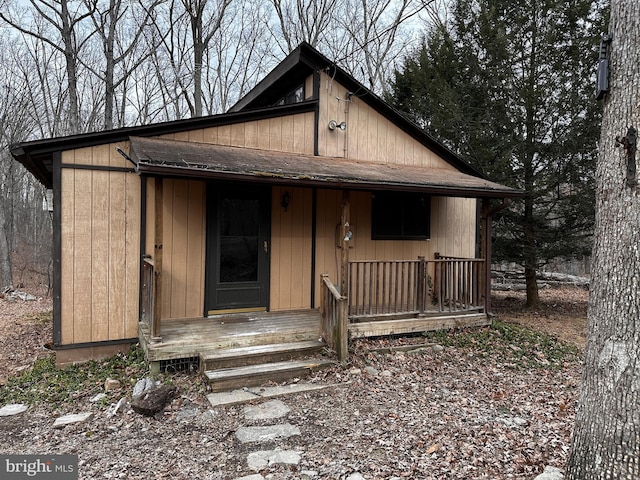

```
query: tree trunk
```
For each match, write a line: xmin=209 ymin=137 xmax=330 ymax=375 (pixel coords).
xmin=0 ymin=204 xmax=13 ymax=289
xmin=565 ymin=2 xmax=640 ymax=478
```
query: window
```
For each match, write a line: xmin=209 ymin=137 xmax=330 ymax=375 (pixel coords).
xmin=371 ymin=191 xmax=431 ymax=240
xmin=274 ymin=84 xmax=304 ymax=106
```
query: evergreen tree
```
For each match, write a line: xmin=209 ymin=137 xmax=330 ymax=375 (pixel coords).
xmin=388 ymin=0 xmax=607 ymax=306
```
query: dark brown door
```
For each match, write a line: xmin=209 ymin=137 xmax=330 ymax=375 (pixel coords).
xmin=205 ymin=184 xmax=270 ymax=314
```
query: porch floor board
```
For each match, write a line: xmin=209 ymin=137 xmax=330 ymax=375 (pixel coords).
xmin=140 ymin=309 xmax=323 ymax=362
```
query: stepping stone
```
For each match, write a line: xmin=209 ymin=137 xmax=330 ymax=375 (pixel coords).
xmin=247 ymin=383 xmax=331 ymax=398
xmin=247 ymin=450 xmax=301 ymax=470
xmin=53 ymin=412 xmax=93 ymax=428
xmin=207 ymin=389 xmax=260 ymax=408
xmin=235 ymin=423 xmax=300 ymax=444
xmin=0 ymin=404 xmax=28 ymax=416
xmin=233 ymin=475 xmax=264 ymax=480
xmin=534 ymin=466 xmax=564 ymax=480
xmin=244 ymin=400 xmax=290 ymax=421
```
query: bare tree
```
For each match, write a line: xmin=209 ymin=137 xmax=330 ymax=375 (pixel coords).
xmin=1 ymin=0 xmax=99 ymax=134
xmin=565 ymin=2 xmax=640 ymax=478
xmin=84 ymin=0 xmax=163 ymax=129
xmin=270 ymin=0 xmax=340 ymax=53
xmin=266 ymin=0 xmax=422 ymax=93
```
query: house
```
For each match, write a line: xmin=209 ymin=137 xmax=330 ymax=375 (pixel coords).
xmin=11 ymin=43 xmax=519 ymax=384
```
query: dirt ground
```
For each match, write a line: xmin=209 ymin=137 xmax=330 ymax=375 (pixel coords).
xmin=492 ymin=286 xmax=588 ymax=349
xmin=0 ymin=285 xmax=589 ymax=382
xmin=0 ymin=286 xmax=587 ymax=479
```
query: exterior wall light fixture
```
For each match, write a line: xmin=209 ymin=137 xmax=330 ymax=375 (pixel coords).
xmin=328 ymin=120 xmax=346 ymax=131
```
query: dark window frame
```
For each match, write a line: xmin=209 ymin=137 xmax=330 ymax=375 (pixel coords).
xmin=371 ymin=191 xmax=431 ymax=240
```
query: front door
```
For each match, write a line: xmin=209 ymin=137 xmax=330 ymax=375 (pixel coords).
xmin=205 ymin=184 xmax=271 ymax=315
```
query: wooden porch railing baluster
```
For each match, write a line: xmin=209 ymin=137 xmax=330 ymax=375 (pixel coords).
xmin=347 ymin=256 xmax=486 ymax=320
xmin=320 ymin=274 xmax=348 ymax=361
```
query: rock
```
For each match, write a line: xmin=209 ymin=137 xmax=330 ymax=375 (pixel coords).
xmin=346 ymin=473 xmax=366 ymax=480
xmin=131 ymin=384 xmax=176 ymax=416
xmin=243 ymin=400 xmax=290 ymax=421
xmin=0 ymin=404 xmax=28 ymax=416
xmin=233 ymin=475 xmax=265 ymax=480
xmin=533 ymin=466 xmax=564 ymax=480
xmin=89 ymin=393 xmax=107 ymax=403
xmin=174 ymin=407 xmax=199 ymax=423
xmin=246 ymin=450 xmax=301 ymax=470
xmin=53 ymin=412 xmax=94 ymax=428
xmin=132 ymin=377 xmax=157 ymax=398
xmin=104 ymin=378 xmax=122 ymax=391
xmin=235 ymin=423 xmax=301 ymax=444
xmin=381 ymin=370 xmax=393 ymax=377
xmin=348 ymin=367 xmax=362 ymax=375
xmin=106 ymin=397 xmax=129 ymax=418
xmin=432 ymin=344 xmax=445 ymax=353
xmin=364 ymin=366 xmax=379 ymax=376
xmin=300 ymin=471 xmax=319 ymax=479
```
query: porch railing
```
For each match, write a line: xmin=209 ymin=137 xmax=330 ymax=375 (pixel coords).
xmin=348 ymin=256 xmax=485 ymax=319
xmin=141 ymin=257 xmax=161 ymax=340
xmin=320 ymin=273 xmax=349 ymax=361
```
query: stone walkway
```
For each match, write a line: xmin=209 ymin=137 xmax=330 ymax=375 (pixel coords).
xmin=231 ymin=399 xmax=309 ymax=480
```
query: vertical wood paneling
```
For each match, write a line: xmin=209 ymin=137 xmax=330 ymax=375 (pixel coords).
xmin=72 ymin=169 xmax=92 ymax=343
xmin=161 ymin=179 xmax=174 ymax=319
xmin=269 ymin=118 xmax=282 ymax=150
xmin=170 ymin=180 xmax=189 ymax=318
xmin=203 ymin=126 xmax=218 ymax=144
xmin=124 ymin=171 xmax=141 ymax=338
xmin=230 ymin=123 xmax=245 ymax=146
xmin=270 ymin=186 xmax=313 ymax=310
xmin=60 ymin=160 xmax=75 ymax=344
xmin=245 ymin=121 xmax=258 ymax=148
xmin=188 ymin=129 xmax=204 ymax=143
xmin=159 ymin=179 xmax=206 ymax=320
xmin=109 ymin=171 xmax=126 ymax=340
xmin=185 ymin=181 xmax=205 ymax=317
xmin=218 ymin=124 xmax=231 ymax=145
xmin=91 ymin=168 xmax=110 ymax=342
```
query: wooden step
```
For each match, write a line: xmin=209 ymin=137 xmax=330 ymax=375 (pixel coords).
xmin=204 ymin=358 xmax=334 ymax=392
xmin=199 ymin=339 xmax=325 ymax=371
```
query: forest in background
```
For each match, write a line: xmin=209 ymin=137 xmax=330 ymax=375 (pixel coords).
xmin=0 ymin=0 xmax=606 ymax=308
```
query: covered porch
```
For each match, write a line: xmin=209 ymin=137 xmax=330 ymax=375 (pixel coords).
xmin=140 ymin=253 xmax=493 ymax=366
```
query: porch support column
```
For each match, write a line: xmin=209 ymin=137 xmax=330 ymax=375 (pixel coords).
xmin=339 ymin=190 xmax=351 ymax=295
xmin=151 ymin=177 xmax=163 ymax=342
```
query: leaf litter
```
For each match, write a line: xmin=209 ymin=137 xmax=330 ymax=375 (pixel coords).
xmin=0 ymin=287 xmax=586 ymax=479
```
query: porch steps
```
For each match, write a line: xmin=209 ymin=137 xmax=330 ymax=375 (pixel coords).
xmin=203 ymin=358 xmax=334 ymax=392
xmin=201 ymin=339 xmax=334 ymax=392
xmin=200 ymin=339 xmax=325 ymax=371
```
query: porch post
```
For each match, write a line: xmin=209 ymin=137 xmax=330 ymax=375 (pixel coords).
xmin=481 ymin=199 xmax=492 ymax=315
xmin=339 ymin=190 xmax=351 ymax=295
xmin=151 ymin=177 xmax=163 ymax=342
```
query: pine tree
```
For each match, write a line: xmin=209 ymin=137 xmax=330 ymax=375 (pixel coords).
xmin=388 ymin=0 xmax=606 ymax=306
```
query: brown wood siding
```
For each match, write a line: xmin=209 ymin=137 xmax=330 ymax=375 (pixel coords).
xmin=316 ymin=72 xmax=457 ymax=170
xmin=270 ymin=186 xmax=314 ymax=310
xmin=313 ymin=190 xmax=476 ymax=304
xmin=158 ymin=179 xmax=206 ymax=320
xmin=158 ymin=111 xmax=316 ymax=155
xmin=59 ymin=144 xmax=140 ymax=345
